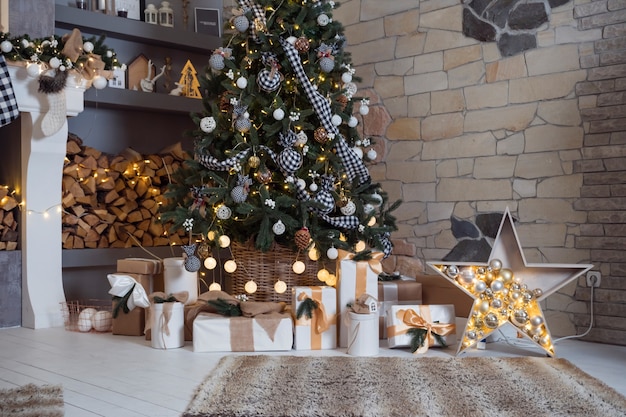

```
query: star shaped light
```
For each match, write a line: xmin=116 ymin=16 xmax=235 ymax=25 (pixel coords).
xmin=427 ymin=208 xmax=592 ymax=357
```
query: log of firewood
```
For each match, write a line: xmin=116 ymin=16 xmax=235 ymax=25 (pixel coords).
xmin=66 ymin=139 xmax=82 ymax=155
xmin=77 ymin=154 xmax=98 ymax=170
xmin=103 ymin=189 xmax=120 ymax=205
xmin=97 ymin=235 xmax=109 ymax=248
xmin=135 ymin=179 xmax=149 ymax=197
xmin=126 ymin=210 xmax=143 ymax=223
xmin=83 ymin=146 xmax=102 ymax=160
xmin=70 ymin=205 xmax=86 ymax=218
xmin=121 ymin=147 xmax=143 ymax=162
xmin=75 ymin=194 xmax=97 ymax=207
xmin=80 ymin=176 xmax=97 ymax=195
xmin=0 ymin=195 xmax=18 ymax=211
xmin=2 ymin=210 xmax=14 ymax=227
xmin=62 ymin=193 xmax=76 ymax=208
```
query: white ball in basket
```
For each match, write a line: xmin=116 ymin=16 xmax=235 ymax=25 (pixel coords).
xmin=77 ymin=308 xmax=97 ymax=332
xmin=92 ymin=310 xmax=112 ymax=332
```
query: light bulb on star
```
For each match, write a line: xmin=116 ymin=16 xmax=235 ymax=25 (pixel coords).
xmin=427 ymin=207 xmax=592 ymax=357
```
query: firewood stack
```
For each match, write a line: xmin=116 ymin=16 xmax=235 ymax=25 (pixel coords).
xmin=0 ymin=187 xmax=19 ymax=251
xmin=62 ymin=133 xmax=190 ymax=249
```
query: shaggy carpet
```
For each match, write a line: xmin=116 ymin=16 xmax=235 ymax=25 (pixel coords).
xmin=0 ymin=383 xmax=64 ymax=417
xmin=183 ymin=355 xmax=626 ymax=417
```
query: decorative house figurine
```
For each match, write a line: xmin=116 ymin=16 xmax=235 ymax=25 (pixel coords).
xmin=158 ymin=1 xmax=174 ymax=27
xmin=144 ymin=4 xmax=158 ymax=24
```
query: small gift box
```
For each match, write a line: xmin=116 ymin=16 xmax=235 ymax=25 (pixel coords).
xmin=378 ymin=280 xmax=423 ymax=339
xmin=345 ymin=293 xmax=379 ymax=357
xmin=386 ymin=304 xmax=457 ymax=353
xmin=117 ymin=258 xmax=164 ymax=293
xmin=108 ymin=273 xmax=150 ymax=336
xmin=145 ymin=291 xmax=189 ymax=349
xmin=293 ymin=286 xmax=337 ymax=350
xmin=337 ymin=250 xmax=383 ymax=347
xmin=192 ymin=312 xmax=293 ymax=352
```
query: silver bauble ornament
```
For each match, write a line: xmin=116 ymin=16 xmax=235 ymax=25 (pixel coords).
xmin=231 ymin=185 xmax=247 ymax=203
xmin=200 ymin=116 xmax=217 ymax=133
xmin=367 ymin=148 xmax=378 ymax=160
xmin=209 ymin=54 xmax=225 ymax=71
xmin=216 ymin=205 xmax=232 ymax=220
xmin=272 ymin=220 xmax=286 ymax=235
xmin=348 ymin=116 xmax=358 ymax=128
xmin=233 ymin=15 xmax=250 ymax=32
xmin=0 ymin=40 xmax=12 ymax=53
xmin=340 ymin=200 xmax=356 ymax=216
xmin=319 ymin=57 xmax=335 ymax=73
xmin=341 ymin=72 xmax=352 ymax=83
xmin=317 ymin=13 xmax=330 ymax=26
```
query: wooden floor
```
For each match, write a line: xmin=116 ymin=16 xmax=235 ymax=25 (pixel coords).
xmin=0 ymin=326 xmax=625 ymax=417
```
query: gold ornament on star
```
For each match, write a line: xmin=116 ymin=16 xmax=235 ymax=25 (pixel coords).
xmin=427 ymin=207 xmax=592 ymax=357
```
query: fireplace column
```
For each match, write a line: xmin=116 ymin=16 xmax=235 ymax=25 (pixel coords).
xmin=9 ymin=64 xmax=86 ymax=328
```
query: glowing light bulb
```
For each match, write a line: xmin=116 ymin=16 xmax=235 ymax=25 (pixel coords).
xmin=308 ymin=247 xmax=320 ymax=261
xmin=209 ymin=282 xmax=222 ymax=291
xmin=207 ymin=230 xmax=216 ymax=240
xmin=218 ymin=235 xmax=231 ymax=248
xmin=204 ymin=257 xmax=217 ymax=270
xmin=355 ymin=240 xmax=366 ymax=252
xmin=326 ymin=273 xmax=337 ymax=286
xmin=244 ymin=280 xmax=257 ymax=294
xmin=292 ymin=260 xmax=306 ymax=274
xmin=368 ymin=216 xmax=376 ymax=226
xmin=317 ymin=268 xmax=330 ymax=282
xmin=224 ymin=259 xmax=237 ymax=273
xmin=274 ymin=280 xmax=287 ymax=294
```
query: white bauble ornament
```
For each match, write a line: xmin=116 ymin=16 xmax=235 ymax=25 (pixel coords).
xmin=359 ymin=104 xmax=370 ymax=115
xmin=273 ymin=108 xmax=285 ymax=120
xmin=331 ymin=114 xmax=342 ymax=126
xmin=0 ymin=40 xmax=12 ymax=53
xmin=352 ymin=147 xmax=363 ymax=159
xmin=92 ymin=310 xmax=112 ymax=332
xmin=344 ymin=82 xmax=357 ymax=97
xmin=26 ymin=63 xmax=40 ymax=78
xmin=200 ymin=116 xmax=217 ymax=133
xmin=92 ymin=75 xmax=108 ymax=90
xmin=272 ymin=220 xmax=286 ymax=235
xmin=48 ymin=57 xmax=61 ymax=69
xmin=340 ymin=200 xmax=356 ymax=216
xmin=309 ymin=183 xmax=318 ymax=192
xmin=348 ymin=116 xmax=358 ymax=128
xmin=77 ymin=308 xmax=97 ymax=332
xmin=216 ymin=205 xmax=232 ymax=220
xmin=367 ymin=148 xmax=378 ymax=160
xmin=363 ymin=203 xmax=374 ymax=214
xmin=83 ymin=41 xmax=94 ymax=53
xmin=341 ymin=72 xmax=352 ymax=83
xmin=327 ymin=246 xmax=338 ymax=260
xmin=295 ymin=131 xmax=308 ymax=146
xmin=371 ymin=192 xmax=383 ymax=207
xmin=286 ymin=36 xmax=297 ymax=45
xmin=296 ymin=178 xmax=306 ymax=189
xmin=236 ymin=76 xmax=248 ymax=89
xmin=317 ymin=13 xmax=329 ymax=26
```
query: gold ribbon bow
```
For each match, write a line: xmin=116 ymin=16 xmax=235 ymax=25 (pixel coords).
xmin=296 ymin=288 xmax=336 ymax=350
xmin=397 ymin=308 xmax=456 ymax=354
xmin=337 ymin=250 xmax=383 ymax=296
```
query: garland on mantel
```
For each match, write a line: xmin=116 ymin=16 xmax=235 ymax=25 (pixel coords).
xmin=0 ymin=29 xmax=120 ymax=92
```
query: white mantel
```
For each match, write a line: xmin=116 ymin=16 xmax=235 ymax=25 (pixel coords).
xmin=8 ymin=64 xmax=87 ymax=328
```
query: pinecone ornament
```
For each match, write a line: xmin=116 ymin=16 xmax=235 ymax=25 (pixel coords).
xmin=182 ymin=244 xmax=201 ymax=272
xmin=295 ymin=227 xmax=311 ymax=250
xmin=336 ymin=94 xmax=348 ymax=112
xmin=295 ymin=37 xmax=310 ymax=53
xmin=314 ymin=127 xmax=328 ymax=144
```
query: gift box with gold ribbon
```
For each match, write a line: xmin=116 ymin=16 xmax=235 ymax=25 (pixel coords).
xmin=386 ymin=304 xmax=457 ymax=353
xmin=293 ymin=286 xmax=337 ymax=350
xmin=337 ymin=250 xmax=383 ymax=347
xmin=378 ymin=280 xmax=423 ymax=339
xmin=192 ymin=311 xmax=293 ymax=352
xmin=116 ymin=258 xmax=164 ymax=293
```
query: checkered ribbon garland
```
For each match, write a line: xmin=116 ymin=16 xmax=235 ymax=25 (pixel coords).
xmin=238 ymin=0 xmax=266 ymax=42
xmin=0 ymin=56 xmax=19 ymax=127
xmin=196 ymin=148 xmax=251 ymax=171
xmin=279 ymin=37 xmax=370 ymax=185
xmin=294 ymin=180 xmax=360 ymax=229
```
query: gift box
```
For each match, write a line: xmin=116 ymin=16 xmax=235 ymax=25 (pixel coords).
xmin=293 ymin=286 xmax=337 ymax=350
xmin=337 ymin=250 xmax=383 ymax=347
xmin=386 ymin=304 xmax=457 ymax=353
xmin=378 ymin=280 xmax=423 ymax=339
xmin=108 ymin=273 xmax=150 ymax=336
xmin=192 ymin=312 xmax=293 ymax=352
xmin=145 ymin=292 xmax=189 ymax=349
xmin=117 ymin=258 xmax=164 ymax=293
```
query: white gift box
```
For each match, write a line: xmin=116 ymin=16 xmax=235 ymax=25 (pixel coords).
xmin=163 ymin=257 xmax=198 ymax=305
xmin=378 ymin=280 xmax=423 ymax=339
xmin=150 ymin=301 xmax=185 ymax=349
xmin=386 ymin=304 xmax=457 ymax=350
xmin=346 ymin=311 xmax=379 ymax=356
xmin=192 ymin=312 xmax=293 ymax=352
xmin=337 ymin=250 xmax=383 ymax=348
xmin=293 ymin=286 xmax=337 ymax=350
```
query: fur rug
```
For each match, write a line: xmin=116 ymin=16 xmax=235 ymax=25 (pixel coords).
xmin=0 ymin=383 xmax=64 ymax=417
xmin=183 ymin=355 xmax=626 ymax=417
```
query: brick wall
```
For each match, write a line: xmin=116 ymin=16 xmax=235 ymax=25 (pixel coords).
xmin=334 ymin=0 xmax=626 ymax=345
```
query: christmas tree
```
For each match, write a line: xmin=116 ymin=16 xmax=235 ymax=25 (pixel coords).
xmin=161 ymin=0 xmax=399 ymax=271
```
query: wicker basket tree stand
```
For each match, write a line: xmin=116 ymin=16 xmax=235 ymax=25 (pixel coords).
xmin=228 ymin=241 xmax=330 ymax=303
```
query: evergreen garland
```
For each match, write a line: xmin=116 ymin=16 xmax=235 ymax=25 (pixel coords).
xmin=407 ymin=326 xmax=448 ymax=353
xmin=296 ymin=297 xmax=319 ymax=320
xmin=208 ymin=298 xmax=243 ymax=316
xmin=111 ymin=283 xmax=136 ymax=318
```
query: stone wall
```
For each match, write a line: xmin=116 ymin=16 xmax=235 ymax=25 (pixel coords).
xmin=334 ymin=0 xmax=626 ymax=345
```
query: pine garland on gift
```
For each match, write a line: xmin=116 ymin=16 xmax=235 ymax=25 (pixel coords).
xmin=111 ymin=283 xmax=136 ymax=318
xmin=407 ymin=326 xmax=448 ymax=353
xmin=296 ymin=297 xmax=319 ymax=320
xmin=208 ymin=299 xmax=243 ymax=316
xmin=159 ymin=0 xmax=399 ymax=262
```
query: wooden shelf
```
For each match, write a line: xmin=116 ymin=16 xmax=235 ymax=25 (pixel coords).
xmin=84 ymin=88 xmax=204 ymax=114
xmin=62 ymin=246 xmax=177 ymax=268
xmin=55 ymin=5 xmax=222 ymax=53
